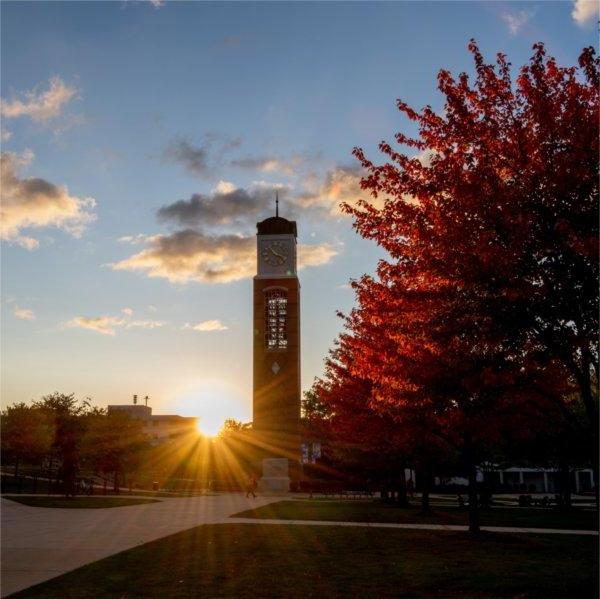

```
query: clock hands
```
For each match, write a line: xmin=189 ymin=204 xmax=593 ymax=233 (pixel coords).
xmin=269 ymin=247 xmax=286 ymax=261
xmin=262 ymin=242 xmax=289 ymax=266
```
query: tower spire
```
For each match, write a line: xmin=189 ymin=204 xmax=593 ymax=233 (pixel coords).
xmin=275 ymin=191 xmax=279 ymax=217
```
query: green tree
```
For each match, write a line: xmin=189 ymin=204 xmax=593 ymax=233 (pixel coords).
xmin=82 ymin=410 xmax=149 ymax=493
xmin=0 ymin=403 xmax=53 ymax=478
xmin=32 ymin=393 xmax=91 ymax=496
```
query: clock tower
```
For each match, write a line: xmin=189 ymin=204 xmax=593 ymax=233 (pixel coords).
xmin=253 ymin=199 xmax=301 ymax=478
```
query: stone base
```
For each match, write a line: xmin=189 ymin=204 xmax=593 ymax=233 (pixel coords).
xmin=258 ymin=458 xmax=290 ymax=493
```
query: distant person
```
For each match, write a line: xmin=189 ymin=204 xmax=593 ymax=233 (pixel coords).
xmin=407 ymin=478 xmax=415 ymax=498
xmin=246 ymin=475 xmax=258 ymax=499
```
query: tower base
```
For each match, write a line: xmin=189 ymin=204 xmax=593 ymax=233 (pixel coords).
xmin=258 ymin=458 xmax=291 ymax=493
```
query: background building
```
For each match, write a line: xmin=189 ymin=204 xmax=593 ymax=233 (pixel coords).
xmin=108 ymin=397 xmax=197 ymax=442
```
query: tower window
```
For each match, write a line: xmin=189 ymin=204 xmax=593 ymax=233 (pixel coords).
xmin=265 ymin=289 xmax=288 ymax=350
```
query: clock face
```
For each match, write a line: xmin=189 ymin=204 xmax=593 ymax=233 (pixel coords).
xmin=261 ymin=241 xmax=289 ymax=266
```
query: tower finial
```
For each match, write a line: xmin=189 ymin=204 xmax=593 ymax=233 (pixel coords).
xmin=275 ymin=190 xmax=279 ymax=217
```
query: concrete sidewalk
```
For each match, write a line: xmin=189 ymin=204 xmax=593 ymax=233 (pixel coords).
xmin=0 ymin=494 xmax=280 ymax=597
xmin=2 ymin=495 xmax=597 ymax=597
xmin=228 ymin=516 xmax=599 ymax=536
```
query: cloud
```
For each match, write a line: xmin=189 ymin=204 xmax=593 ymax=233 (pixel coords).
xmin=157 ymin=182 xmax=289 ymax=228
xmin=149 ymin=0 xmax=165 ymax=7
xmin=66 ymin=308 xmax=163 ymax=335
xmin=127 ymin=319 xmax=165 ymax=329
xmin=163 ymin=137 xmax=210 ymax=177
xmin=1 ymin=150 xmax=96 ymax=249
xmin=1 ymin=128 xmax=12 ymax=142
xmin=215 ymin=180 xmax=236 ymax=194
xmin=13 ymin=305 xmax=35 ymax=320
xmin=1 ymin=76 xmax=77 ymax=124
xmin=66 ymin=315 xmax=123 ymax=336
xmin=298 ymin=243 xmax=339 ymax=269
xmin=158 ymin=164 xmax=377 ymax=231
xmin=184 ymin=319 xmax=228 ymax=332
xmin=111 ymin=229 xmax=338 ymax=284
xmin=118 ymin=233 xmax=150 ymax=245
xmin=572 ymin=0 xmax=597 ymax=25
xmin=500 ymin=9 xmax=533 ymax=35
xmin=231 ymin=155 xmax=304 ymax=176
xmin=162 ymin=134 xmax=242 ymax=179
xmin=297 ymin=166 xmax=379 ymax=216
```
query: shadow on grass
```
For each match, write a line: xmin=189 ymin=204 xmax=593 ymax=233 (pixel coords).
xmin=10 ymin=524 xmax=597 ymax=598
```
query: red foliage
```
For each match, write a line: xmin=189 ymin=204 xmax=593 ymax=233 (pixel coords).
xmin=333 ymin=41 xmax=598 ymax=529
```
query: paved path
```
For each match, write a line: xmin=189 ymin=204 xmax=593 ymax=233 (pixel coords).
xmin=2 ymin=495 xmax=597 ymax=597
xmin=0 ymin=494 xmax=280 ymax=597
xmin=228 ymin=516 xmax=599 ymax=536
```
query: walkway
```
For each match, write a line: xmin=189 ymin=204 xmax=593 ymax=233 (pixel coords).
xmin=0 ymin=494 xmax=280 ymax=597
xmin=2 ymin=495 xmax=597 ymax=597
xmin=228 ymin=516 xmax=599 ymax=536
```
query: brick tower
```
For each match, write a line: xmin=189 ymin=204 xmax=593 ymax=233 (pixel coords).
xmin=252 ymin=199 xmax=301 ymax=481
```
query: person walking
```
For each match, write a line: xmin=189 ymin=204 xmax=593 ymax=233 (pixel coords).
xmin=246 ymin=474 xmax=258 ymax=498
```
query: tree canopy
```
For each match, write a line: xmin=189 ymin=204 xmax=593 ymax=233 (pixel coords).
xmin=325 ymin=41 xmax=599 ymax=531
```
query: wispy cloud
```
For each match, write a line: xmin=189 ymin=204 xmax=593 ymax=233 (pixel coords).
xmin=572 ymin=0 xmax=597 ymax=26
xmin=1 ymin=76 xmax=78 ymax=124
xmin=111 ymin=229 xmax=338 ymax=284
xmin=66 ymin=308 xmax=164 ymax=336
xmin=13 ymin=305 xmax=35 ymax=320
xmin=157 ymin=182 xmax=290 ymax=228
xmin=500 ymin=9 xmax=533 ymax=35
xmin=162 ymin=134 xmax=242 ymax=179
xmin=163 ymin=137 xmax=210 ymax=177
xmin=127 ymin=319 xmax=165 ymax=329
xmin=157 ymin=162 xmax=377 ymax=231
xmin=67 ymin=315 xmax=123 ymax=336
xmin=297 ymin=165 xmax=380 ymax=216
xmin=1 ymin=150 xmax=96 ymax=250
xmin=231 ymin=155 xmax=304 ymax=176
xmin=184 ymin=319 xmax=228 ymax=332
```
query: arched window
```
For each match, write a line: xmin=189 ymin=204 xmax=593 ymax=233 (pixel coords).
xmin=265 ymin=289 xmax=288 ymax=350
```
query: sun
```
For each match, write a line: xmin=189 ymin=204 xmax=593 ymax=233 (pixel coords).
xmin=196 ymin=417 xmax=223 ymax=438
xmin=173 ymin=379 xmax=249 ymax=439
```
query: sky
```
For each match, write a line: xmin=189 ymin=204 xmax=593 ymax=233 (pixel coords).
xmin=1 ymin=0 xmax=597 ymax=433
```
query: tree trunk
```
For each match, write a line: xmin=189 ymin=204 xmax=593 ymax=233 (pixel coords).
xmin=13 ymin=456 xmax=19 ymax=479
xmin=558 ymin=463 xmax=572 ymax=512
xmin=396 ymin=467 xmax=409 ymax=507
xmin=480 ymin=471 xmax=492 ymax=510
xmin=420 ymin=464 xmax=431 ymax=514
xmin=569 ymin=347 xmax=598 ymax=506
xmin=465 ymin=437 xmax=480 ymax=534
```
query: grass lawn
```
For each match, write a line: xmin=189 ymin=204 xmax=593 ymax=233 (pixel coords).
xmin=3 ymin=496 xmax=161 ymax=509
xmin=234 ymin=500 xmax=599 ymax=530
xmin=10 ymin=524 xmax=597 ymax=598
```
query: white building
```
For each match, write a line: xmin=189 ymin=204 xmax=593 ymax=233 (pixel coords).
xmin=107 ymin=398 xmax=197 ymax=442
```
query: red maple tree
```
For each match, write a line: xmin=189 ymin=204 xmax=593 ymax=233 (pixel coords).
xmin=338 ymin=41 xmax=598 ymax=531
